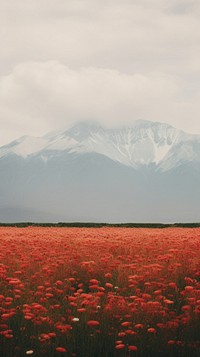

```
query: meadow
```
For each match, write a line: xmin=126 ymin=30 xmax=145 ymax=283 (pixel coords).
xmin=0 ymin=226 xmax=199 ymax=357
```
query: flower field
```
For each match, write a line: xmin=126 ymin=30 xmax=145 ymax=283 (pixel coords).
xmin=0 ymin=226 xmax=200 ymax=357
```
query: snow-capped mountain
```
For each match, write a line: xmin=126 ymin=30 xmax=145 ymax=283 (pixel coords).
xmin=1 ymin=119 xmax=200 ymax=171
xmin=0 ymin=119 xmax=200 ymax=223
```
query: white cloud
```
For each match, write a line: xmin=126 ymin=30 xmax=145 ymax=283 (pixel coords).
xmin=1 ymin=60 xmax=200 ymax=145
xmin=0 ymin=1 xmax=200 ymax=144
xmin=1 ymin=0 xmax=200 ymax=73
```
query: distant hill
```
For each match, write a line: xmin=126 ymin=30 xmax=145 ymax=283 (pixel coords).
xmin=0 ymin=119 xmax=200 ymax=223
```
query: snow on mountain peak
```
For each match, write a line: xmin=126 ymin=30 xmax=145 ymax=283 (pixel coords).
xmin=61 ymin=120 xmax=180 ymax=167
xmin=1 ymin=119 xmax=200 ymax=171
xmin=0 ymin=135 xmax=48 ymax=159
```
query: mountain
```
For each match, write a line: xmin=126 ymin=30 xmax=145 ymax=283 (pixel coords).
xmin=0 ymin=119 xmax=200 ymax=223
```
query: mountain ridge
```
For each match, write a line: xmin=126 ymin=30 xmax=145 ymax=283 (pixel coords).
xmin=1 ymin=119 xmax=200 ymax=172
xmin=1 ymin=119 xmax=200 ymax=223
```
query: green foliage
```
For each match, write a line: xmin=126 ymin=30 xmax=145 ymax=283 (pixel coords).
xmin=0 ymin=222 xmax=200 ymax=228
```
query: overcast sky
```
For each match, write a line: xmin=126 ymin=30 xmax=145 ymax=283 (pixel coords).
xmin=1 ymin=0 xmax=200 ymax=145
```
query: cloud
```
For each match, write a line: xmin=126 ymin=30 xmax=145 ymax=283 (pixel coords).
xmin=166 ymin=0 xmax=199 ymax=14
xmin=0 ymin=60 xmax=200 ymax=146
xmin=1 ymin=0 xmax=200 ymax=73
xmin=0 ymin=1 xmax=200 ymax=144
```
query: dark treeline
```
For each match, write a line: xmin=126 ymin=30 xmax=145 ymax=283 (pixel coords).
xmin=0 ymin=222 xmax=200 ymax=228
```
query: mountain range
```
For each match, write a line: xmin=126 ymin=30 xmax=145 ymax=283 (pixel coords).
xmin=1 ymin=119 xmax=200 ymax=223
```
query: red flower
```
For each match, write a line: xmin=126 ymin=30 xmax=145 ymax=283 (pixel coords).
xmin=147 ymin=328 xmax=156 ymax=333
xmin=128 ymin=345 xmax=138 ymax=351
xmin=87 ymin=320 xmax=100 ymax=327
xmin=115 ymin=344 xmax=125 ymax=349
xmin=56 ymin=347 xmax=67 ymax=353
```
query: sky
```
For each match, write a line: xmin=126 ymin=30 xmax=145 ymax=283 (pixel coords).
xmin=1 ymin=0 xmax=200 ymax=146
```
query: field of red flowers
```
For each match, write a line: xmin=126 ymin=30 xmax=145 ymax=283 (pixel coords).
xmin=0 ymin=227 xmax=199 ymax=357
